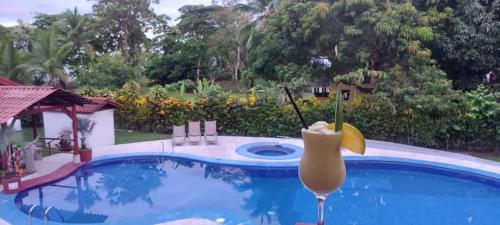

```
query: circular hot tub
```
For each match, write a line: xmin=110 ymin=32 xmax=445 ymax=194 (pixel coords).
xmin=235 ymin=142 xmax=303 ymax=160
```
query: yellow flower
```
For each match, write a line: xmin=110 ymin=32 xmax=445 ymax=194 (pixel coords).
xmin=239 ymin=97 xmax=247 ymax=105
xmin=310 ymin=96 xmax=320 ymax=108
xmin=296 ymin=98 xmax=304 ymax=106
xmin=249 ymin=95 xmax=256 ymax=106
xmin=135 ymin=97 xmax=146 ymax=105
xmin=226 ymin=97 xmax=234 ymax=106
xmin=117 ymin=95 xmax=127 ymax=102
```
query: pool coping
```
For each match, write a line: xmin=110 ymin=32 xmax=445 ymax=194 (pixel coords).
xmin=1 ymin=153 xmax=499 ymax=225
xmin=2 ymin=163 xmax=84 ymax=195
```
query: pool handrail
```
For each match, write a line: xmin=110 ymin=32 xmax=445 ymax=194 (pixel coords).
xmin=44 ymin=206 xmax=65 ymax=225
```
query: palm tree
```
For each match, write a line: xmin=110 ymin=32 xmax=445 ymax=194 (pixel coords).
xmin=0 ymin=40 xmax=31 ymax=83
xmin=236 ymin=0 xmax=278 ymax=51
xmin=24 ymin=29 xmax=73 ymax=87
xmin=77 ymin=118 xmax=96 ymax=149
xmin=57 ymin=7 xmax=96 ymax=66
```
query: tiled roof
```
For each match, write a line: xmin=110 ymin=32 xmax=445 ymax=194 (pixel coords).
xmin=0 ymin=86 xmax=91 ymax=124
xmin=44 ymin=97 xmax=121 ymax=114
xmin=77 ymin=97 xmax=121 ymax=114
xmin=0 ymin=76 xmax=20 ymax=86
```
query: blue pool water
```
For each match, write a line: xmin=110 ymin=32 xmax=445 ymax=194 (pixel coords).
xmin=252 ymin=149 xmax=288 ymax=156
xmin=235 ymin=142 xmax=303 ymax=160
xmin=15 ymin=157 xmax=500 ymax=225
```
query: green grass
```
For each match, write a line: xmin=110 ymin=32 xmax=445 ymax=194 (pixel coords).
xmin=11 ymin=127 xmax=165 ymax=146
xmin=481 ymin=155 xmax=500 ymax=162
xmin=115 ymin=129 xmax=167 ymax=144
xmin=468 ymin=152 xmax=500 ymax=162
xmin=11 ymin=127 xmax=45 ymax=145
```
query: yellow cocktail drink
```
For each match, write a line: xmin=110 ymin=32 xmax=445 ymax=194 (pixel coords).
xmin=299 ymin=123 xmax=345 ymax=195
xmin=298 ymin=121 xmax=365 ymax=225
xmin=283 ymin=84 xmax=365 ymax=225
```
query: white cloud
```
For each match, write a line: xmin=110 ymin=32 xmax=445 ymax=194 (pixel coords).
xmin=0 ymin=0 xmax=212 ymax=27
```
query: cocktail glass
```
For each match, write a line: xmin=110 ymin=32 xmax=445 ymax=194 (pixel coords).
xmin=299 ymin=128 xmax=346 ymax=225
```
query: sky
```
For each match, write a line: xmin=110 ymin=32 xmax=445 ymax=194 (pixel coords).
xmin=0 ymin=0 xmax=213 ymax=27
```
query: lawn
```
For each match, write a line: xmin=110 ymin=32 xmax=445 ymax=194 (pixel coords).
xmin=115 ymin=129 xmax=167 ymax=144
xmin=8 ymin=127 xmax=45 ymax=145
xmin=10 ymin=127 xmax=166 ymax=146
xmin=479 ymin=155 xmax=500 ymax=163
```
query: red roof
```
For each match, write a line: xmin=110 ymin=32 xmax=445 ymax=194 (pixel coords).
xmin=0 ymin=76 xmax=20 ymax=86
xmin=74 ymin=97 xmax=121 ymax=114
xmin=0 ymin=86 xmax=91 ymax=124
xmin=41 ymin=97 xmax=121 ymax=114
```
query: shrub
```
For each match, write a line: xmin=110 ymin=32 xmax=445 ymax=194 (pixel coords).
xmin=86 ymin=80 xmax=497 ymax=152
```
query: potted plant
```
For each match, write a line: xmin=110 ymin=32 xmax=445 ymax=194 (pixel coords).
xmin=1 ymin=141 xmax=21 ymax=192
xmin=56 ymin=127 xmax=73 ymax=152
xmin=77 ymin=118 xmax=96 ymax=162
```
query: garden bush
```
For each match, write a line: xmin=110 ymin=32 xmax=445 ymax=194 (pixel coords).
xmin=93 ymin=81 xmax=498 ymax=152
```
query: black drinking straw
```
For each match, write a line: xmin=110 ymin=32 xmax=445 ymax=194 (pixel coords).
xmin=283 ymin=87 xmax=308 ymax=129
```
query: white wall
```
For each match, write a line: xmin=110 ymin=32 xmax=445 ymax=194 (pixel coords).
xmin=42 ymin=109 xmax=116 ymax=149
xmin=87 ymin=109 xmax=115 ymax=148
xmin=7 ymin=118 xmax=22 ymax=131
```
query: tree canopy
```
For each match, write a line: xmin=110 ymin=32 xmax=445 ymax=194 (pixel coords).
xmin=0 ymin=0 xmax=497 ymax=90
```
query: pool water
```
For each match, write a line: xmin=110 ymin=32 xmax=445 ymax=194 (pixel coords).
xmin=248 ymin=145 xmax=295 ymax=156
xmin=235 ymin=142 xmax=302 ymax=160
xmin=15 ymin=157 xmax=500 ymax=225
xmin=252 ymin=149 xmax=288 ymax=156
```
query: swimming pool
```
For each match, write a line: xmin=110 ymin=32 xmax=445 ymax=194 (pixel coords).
xmin=14 ymin=156 xmax=500 ymax=225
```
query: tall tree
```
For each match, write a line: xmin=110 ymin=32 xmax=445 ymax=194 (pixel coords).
xmin=0 ymin=40 xmax=31 ymax=83
xmin=24 ymin=29 xmax=73 ymax=87
xmin=33 ymin=13 xmax=62 ymax=30
xmin=0 ymin=25 xmax=14 ymax=42
xmin=57 ymin=7 xmax=97 ymax=66
xmin=238 ymin=0 xmax=278 ymax=50
xmin=92 ymin=0 xmax=165 ymax=65
xmin=205 ymin=5 xmax=252 ymax=81
xmin=145 ymin=28 xmax=201 ymax=83
xmin=177 ymin=5 xmax=222 ymax=81
xmin=11 ymin=20 xmax=34 ymax=52
xmin=433 ymin=0 xmax=500 ymax=89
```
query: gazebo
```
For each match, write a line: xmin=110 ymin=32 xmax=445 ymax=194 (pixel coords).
xmin=0 ymin=85 xmax=93 ymax=162
xmin=42 ymin=97 xmax=121 ymax=148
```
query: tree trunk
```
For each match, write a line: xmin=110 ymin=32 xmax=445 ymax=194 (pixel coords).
xmin=79 ymin=45 xmax=84 ymax=68
xmin=234 ymin=45 xmax=241 ymax=81
xmin=49 ymin=72 xmax=56 ymax=87
xmin=121 ymin=20 xmax=130 ymax=63
xmin=196 ymin=58 xmax=201 ymax=82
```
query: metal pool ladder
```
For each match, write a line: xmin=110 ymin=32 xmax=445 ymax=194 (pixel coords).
xmin=28 ymin=205 xmax=42 ymax=225
xmin=43 ymin=206 xmax=65 ymax=225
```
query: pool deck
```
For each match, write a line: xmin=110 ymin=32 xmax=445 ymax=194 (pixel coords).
xmin=14 ymin=136 xmax=500 ymax=184
xmin=1 ymin=136 xmax=499 ymax=225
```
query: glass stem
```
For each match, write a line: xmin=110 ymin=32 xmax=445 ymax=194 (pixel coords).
xmin=316 ymin=195 xmax=327 ymax=225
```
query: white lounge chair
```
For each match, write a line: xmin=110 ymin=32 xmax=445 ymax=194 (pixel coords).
xmin=172 ymin=125 xmax=186 ymax=145
xmin=204 ymin=120 xmax=218 ymax=144
xmin=188 ymin=121 xmax=201 ymax=144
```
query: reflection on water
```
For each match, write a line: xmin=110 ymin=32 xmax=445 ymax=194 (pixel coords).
xmin=15 ymin=157 xmax=500 ymax=225
xmin=95 ymin=160 xmax=167 ymax=206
